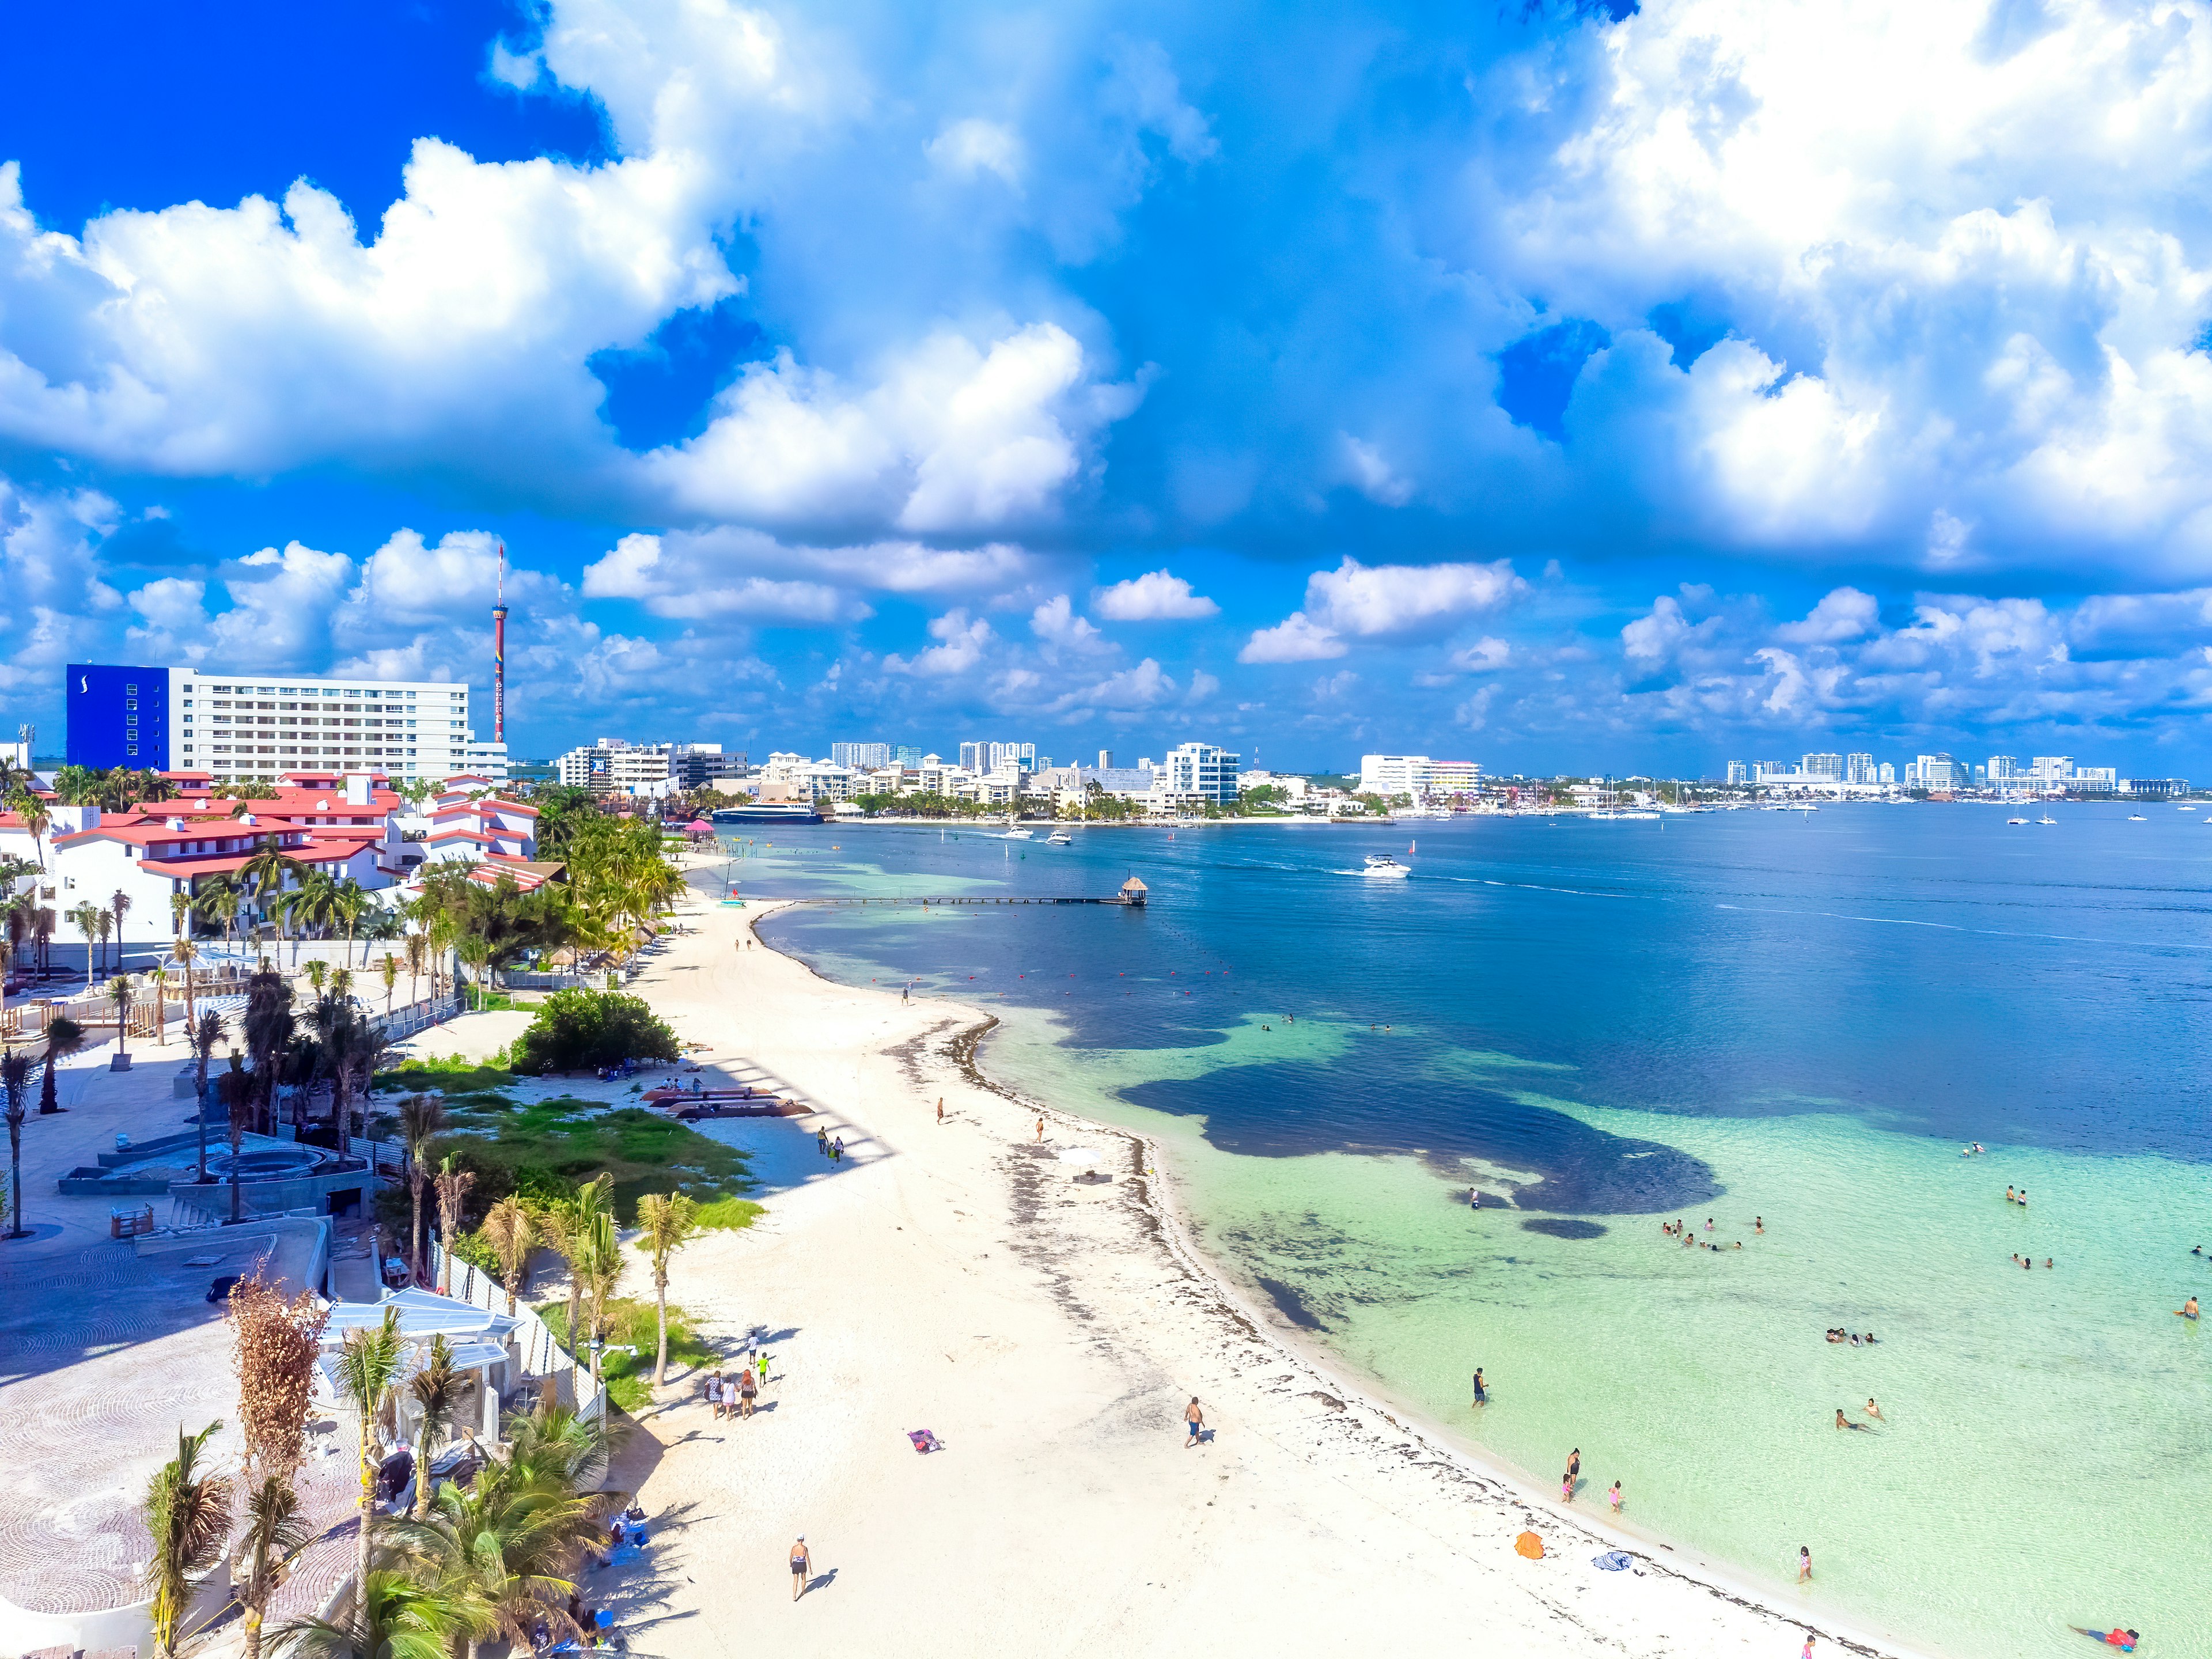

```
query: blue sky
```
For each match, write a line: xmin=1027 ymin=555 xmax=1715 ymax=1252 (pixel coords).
xmin=7 ymin=0 xmax=2212 ymax=777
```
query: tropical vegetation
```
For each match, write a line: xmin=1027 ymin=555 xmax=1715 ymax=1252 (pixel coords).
xmin=506 ymin=987 xmax=679 ymax=1075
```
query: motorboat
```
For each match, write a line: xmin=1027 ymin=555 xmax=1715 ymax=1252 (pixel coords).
xmin=997 ymin=828 xmax=1035 ymax=840
xmin=2006 ymin=816 xmax=2029 ymax=825
xmin=712 ymin=802 xmax=822 ymax=824
xmin=1363 ymin=853 xmax=1411 ymax=878
xmin=1046 ymin=831 xmax=1073 ymax=845
xmin=2129 ymin=813 xmax=2146 ymax=821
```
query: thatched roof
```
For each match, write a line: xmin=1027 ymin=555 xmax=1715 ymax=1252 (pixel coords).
xmin=1119 ymin=876 xmax=1148 ymax=895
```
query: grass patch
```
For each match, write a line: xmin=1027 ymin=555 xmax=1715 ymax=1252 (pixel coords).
xmin=461 ymin=991 xmax=534 ymax=1013
xmin=692 ymin=1195 xmax=763 ymax=1232
xmin=433 ymin=1105 xmax=755 ymax=1217
xmin=376 ymin=1054 xmax=518 ymax=1095
xmin=538 ymin=1297 xmax=717 ymax=1414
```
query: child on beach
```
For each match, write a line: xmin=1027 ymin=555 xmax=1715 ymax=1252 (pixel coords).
xmin=1607 ymin=1481 xmax=1622 ymax=1512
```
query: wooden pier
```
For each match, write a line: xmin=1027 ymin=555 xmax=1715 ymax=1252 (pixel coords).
xmin=790 ymin=876 xmax=1147 ymax=909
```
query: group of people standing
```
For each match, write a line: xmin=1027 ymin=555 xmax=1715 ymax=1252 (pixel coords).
xmin=707 ymin=1350 xmax=770 ymax=1419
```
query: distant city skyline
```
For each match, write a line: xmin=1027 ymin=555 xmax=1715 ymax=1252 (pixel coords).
xmin=11 ymin=5 xmax=2212 ymax=777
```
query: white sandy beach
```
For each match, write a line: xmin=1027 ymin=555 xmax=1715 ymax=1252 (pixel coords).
xmin=559 ymin=885 xmax=1933 ymax=1659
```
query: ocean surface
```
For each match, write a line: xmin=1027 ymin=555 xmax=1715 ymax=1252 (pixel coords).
xmin=718 ymin=807 xmax=2212 ymax=1659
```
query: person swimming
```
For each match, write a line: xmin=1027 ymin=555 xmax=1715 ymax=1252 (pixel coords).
xmin=2006 ymin=1185 xmax=2017 ymax=1203
xmin=1835 ymin=1408 xmax=1870 ymax=1431
xmin=1865 ymin=1397 xmax=1883 ymax=1421
xmin=1755 ymin=1216 xmax=1764 ymax=1233
xmin=2179 ymin=1297 xmax=2200 ymax=1320
xmin=2070 ymin=1628 xmax=2140 ymax=1652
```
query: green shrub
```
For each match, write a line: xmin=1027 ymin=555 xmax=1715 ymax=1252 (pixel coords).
xmin=509 ymin=988 xmax=680 ymax=1075
xmin=692 ymin=1195 xmax=763 ymax=1232
xmin=538 ymin=1296 xmax=717 ymax=1412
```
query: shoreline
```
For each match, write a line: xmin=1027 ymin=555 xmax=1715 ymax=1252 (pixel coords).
xmin=748 ymin=888 xmax=1936 ymax=1659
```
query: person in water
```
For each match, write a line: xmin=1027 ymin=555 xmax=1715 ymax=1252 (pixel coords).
xmin=2070 ymin=1630 xmax=2140 ymax=1651
xmin=1755 ymin=1216 xmax=1764 ymax=1233
xmin=1472 ymin=1369 xmax=1487 ymax=1406
xmin=1835 ymin=1408 xmax=1871 ymax=1431
xmin=1865 ymin=1397 xmax=1883 ymax=1421
xmin=2179 ymin=1297 xmax=2200 ymax=1320
xmin=1607 ymin=1480 xmax=1622 ymax=1512
xmin=2006 ymin=1186 xmax=2017 ymax=1203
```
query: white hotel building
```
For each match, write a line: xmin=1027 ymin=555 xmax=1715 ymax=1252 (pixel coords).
xmin=74 ymin=667 xmax=509 ymax=785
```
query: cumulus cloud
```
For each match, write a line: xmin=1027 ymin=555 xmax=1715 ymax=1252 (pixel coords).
xmin=638 ymin=324 xmax=1143 ymax=535
xmin=885 ymin=608 xmax=995 ymax=675
xmin=581 ymin=532 xmax=861 ymax=622
xmin=1240 ymin=612 xmax=1347 ymax=664
xmin=928 ymin=119 xmax=1026 ymax=189
xmin=1091 ymin=568 xmax=1218 ymax=620
xmin=1029 ymin=594 xmax=1107 ymax=650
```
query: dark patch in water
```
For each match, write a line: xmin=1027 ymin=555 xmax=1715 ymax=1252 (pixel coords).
xmin=1520 ymin=1218 xmax=1608 ymax=1239
xmin=1120 ymin=1063 xmax=1721 ymax=1216
xmin=1253 ymin=1274 xmax=1326 ymax=1330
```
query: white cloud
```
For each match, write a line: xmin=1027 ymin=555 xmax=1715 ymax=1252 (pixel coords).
xmin=929 ymin=119 xmax=1026 ymax=189
xmin=639 ymin=324 xmax=1143 ymax=535
xmin=1339 ymin=434 xmax=1414 ymax=506
xmin=884 ymin=608 xmax=995 ymax=675
xmin=579 ymin=531 xmax=859 ymax=621
xmin=1240 ymin=612 xmax=1347 ymax=663
xmin=1450 ymin=637 xmax=1512 ymax=671
xmin=1776 ymin=586 xmax=1880 ymax=645
xmin=1305 ymin=555 xmax=1526 ymax=637
xmin=1030 ymin=594 xmax=1105 ymax=649
xmin=1085 ymin=657 xmax=1175 ymax=708
xmin=1091 ymin=567 xmax=1219 ymax=620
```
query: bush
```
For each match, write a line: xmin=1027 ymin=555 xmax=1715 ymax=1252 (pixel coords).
xmin=509 ymin=988 xmax=680 ymax=1075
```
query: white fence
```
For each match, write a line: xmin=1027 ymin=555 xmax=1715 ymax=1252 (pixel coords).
xmin=425 ymin=1237 xmax=608 ymax=1480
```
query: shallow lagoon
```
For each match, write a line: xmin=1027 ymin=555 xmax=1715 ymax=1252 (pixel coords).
xmin=749 ymin=810 xmax=2212 ymax=1658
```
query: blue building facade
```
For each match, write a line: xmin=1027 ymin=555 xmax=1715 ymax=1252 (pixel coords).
xmin=66 ymin=664 xmax=171 ymax=770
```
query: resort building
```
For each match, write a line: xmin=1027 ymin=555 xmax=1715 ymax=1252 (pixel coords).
xmin=65 ymin=662 xmax=507 ymax=785
xmin=1358 ymin=754 xmax=1481 ymax=801
xmin=1158 ymin=743 xmax=1240 ymax=805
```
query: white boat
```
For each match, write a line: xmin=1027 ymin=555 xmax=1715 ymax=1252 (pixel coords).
xmin=2038 ymin=815 xmax=2058 ymax=825
xmin=1363 ymin=853 xmax=1411 ymax=878
xmin=997 ymin=828 xmax=1035 ymax=840
xmin=2181 ymin=805 xmax=2197 ymax=812
xmin=1045 ymin=831 xmax=1072 ymax=845
xmin=2006 ymin=817 xmax=2029 ymax=825
xmin=2128 ymin=813 xmax=2146 ymax=821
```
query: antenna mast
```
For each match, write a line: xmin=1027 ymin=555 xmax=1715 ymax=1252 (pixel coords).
xmin=493 ymin=543 xmax=509 ymax=745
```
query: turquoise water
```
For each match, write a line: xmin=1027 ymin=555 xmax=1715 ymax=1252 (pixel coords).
xmin=739 ymin=812 xmax=2212 ymax=1658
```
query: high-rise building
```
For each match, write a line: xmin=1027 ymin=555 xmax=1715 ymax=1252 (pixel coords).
xmin=2031 ymin=756 xmax=2074 ymax=788
xmin=1161 ymin=743 xmax=1240 ymax=804
xmin=1987 ymin=755 xmax=2019 ymax=784
xmin=1878 ymin=762 xmax=1896 ymax=785
xmin=893 ymin=745 xmax=923 ymax=766
xmin=1098 ymin=749 xmax=1114 ymax=770
xmin=958 ymin=741 xmax=985 ymax=772
xmin=1726 ymin=760 xmax=1749 ymax=786
xmin=66 ymin=662 xmax=503 ymax=783
xmin=1801 ymin=752 xmax=1843 ymax=779
xmin=831 ymin=741 xmax=891 ymax=770
xmin=1845 ymin=753 xmax=1874 ymax=783
xmin=1915 ymin=752 xmax=1965 ymax=790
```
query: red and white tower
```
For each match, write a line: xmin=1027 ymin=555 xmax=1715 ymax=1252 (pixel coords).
xmin=493 ymin=543 xmax=509 ymax=745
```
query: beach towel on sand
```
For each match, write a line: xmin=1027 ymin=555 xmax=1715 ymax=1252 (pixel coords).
xmin=1593 ymin=1551 xmax=1632 ymax=1571
xmin=1514 ymin=1532 xmax=1544 ymax=1559
xmin=908 ymin=1429 xmax=941 ymax=1453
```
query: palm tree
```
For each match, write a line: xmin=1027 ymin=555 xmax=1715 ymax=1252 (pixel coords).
xmin=39 ymin=1014 xmax=84 ymax=1116
xmin=3 ymin=1051 xmax=32 ymax=1238
xmin=479 ymin=1196 xmax=535 ymax=1316
xmin=379 ymin=952 xmax=399 ymax=1017
xmin=384 ymin=1095 xmax=441 ymax=1291
xmin=635 ymin=1192 xmax=699 ymax=1385
xmin=2 ymin=891 xmax=32 ymax=984
xmin=221 ymin=1061 xmax=252 ymax=1222
xmin=315 ymin=994 xmax=378 ymax=1160
xmin=171 ymin=937 xmax=199 ymax=1027
xmin=332 ymin=1305 xmax=405 ymax=1594
xmin=432 ymin=1154 xmax=475 ymax=1294
xmin=108 ymin=889 xmax=132 ymax=975
xmin=404 ymin=931 xmax=428 ymax=1009
xmin=393 ymin=1460 xmax=599 ymax=1659
xmin=169 ymin=888 xmax=191 ymax=940
xmin=243 ymin=969 xmax=295 ymax=1139
xmin=549 ymin=1175 xmax=612 ymax=1359
xmin=94 ymin=909 xmax=113 ymax=977
xmin=190 ymin=1009 xmax=224 ymax=1183
xmin=578 ymin=1209 xmax=623 ymax=1381
xmin=335 ymin=879 xmax=369 ymax=966
xmin=107 ymin=976 xmax=134 ymax=1064
xmin=408 ymin=1335 xmax=460 ymax=1521
xmin=67 ymin=901 xmax=101 ymax=986
xmin=270 ymin=1556 xmax=473 ymax=1659
xmin=33 ymin=904 xmax=53 ymax=978
xmin=236 ymin=1474 xmax=312 ymax=1659
xmin=141 ymin=1420 xmax=233 ymax=1659
xmin=241 ymin=836 xmax=308 ymax=937
xmin=147 ymin=967 xmax=168 ymax=1046
xmin=305 ymin=959 xmax=329 ymax=999
xmin=457 ymin=935 xmax=491 ymax=1011
xmin=194 ymin=873 xmax=246 ymax=949
xmin=9 ymin=787 xmax=52 ymax=870
xmin=502 ymin=1397 xmax=610 ymax=1492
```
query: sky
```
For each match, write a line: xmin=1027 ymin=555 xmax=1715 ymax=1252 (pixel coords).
xmin=7 ymin=0 xmax=2212 ymax=777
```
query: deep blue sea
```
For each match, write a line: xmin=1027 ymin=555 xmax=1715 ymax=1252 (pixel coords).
xmin=722 ymin=806 xmax=2212 ymax=1659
